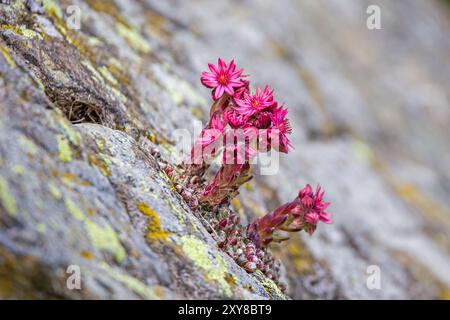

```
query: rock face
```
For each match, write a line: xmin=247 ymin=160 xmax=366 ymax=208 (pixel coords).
xmin=1 ymin=0 xmax=450 ymax=299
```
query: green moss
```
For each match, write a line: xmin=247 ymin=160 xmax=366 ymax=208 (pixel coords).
xmin=116 ymin=23 xmax=151 ymax=54
xmin=180 ymin=235 xmax=232 ymax=296
xmin=85 ymin=220 xmax=126 ymax=263
xmin=0 ymin=177 xmax=17 ymax=217
xmin=56 ymin=135 xmax=72 ymax=162
xmin=100 ymin=263 xmax=157 ymax=299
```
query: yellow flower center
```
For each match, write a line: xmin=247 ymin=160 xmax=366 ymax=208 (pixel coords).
xmin=218 ymin=74 xmax=227 ymax=84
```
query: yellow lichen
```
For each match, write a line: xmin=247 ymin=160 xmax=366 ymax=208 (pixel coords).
xmin=61 ymin=172 xmax=92 ymax=187
xmin=86 ymin=0 xmax=130 ymax=28
xmin=0 ymin=177 xmax=17 ymax=217
xmin=352 ymin=140 xmax=375 ymax=164
xmin=0 ymin=25 xmax=44 ymax=40
xmin=88 ymin=154 xmax=112 ymax=176
xmin=42 ymin=0 xmax=63 ymax=19
xmin=163 ymin=196 xmax=186 ymax=225
xmin=47 ymin=182 xmax=62 ymax=199
xmin=35 ymin=78 xmax=45 ymax=92
xmin=64 ymin=198 xmax=85 ymax=221
xmin=116 ymin=23 xmax=151 ymax=54
xmin=12 ymin=165 xmax=25 ymax=175
xmin=107 ymin=58 xmax=130 ymax=86
xmin=18 ymin=136 xmax=38 ymax=156
xmin=64 ymin=197 xmax=126 ymax=263
xmin=180 ymin=235 xmax=232 ymax=296
xmin=81 ymin=60 xmax=104 ymax=84
xmin=56 ymin=135 xmax=72 ymax=162
xmin=84 ymin=220 xmax=126 ymax=263
xmin=100 ymin=262 xmax=158 ymax=299
xmin=440 ymin=288 xmax=450 ymax=300
xmin=159 ymin=71 xmax=207 ymax=106
xmin=99 ymin=66 xmax=119 ymax=86
xmin=137 ymin=202 xmax=172 ymax=241
xmin=36 ymin=223 xmax=47 ymax=234
xmin=231 ymin=197 xmax=244 ymax=215
xmin=253 ymin=270 xmax=284 ymax=299
xmin=56 ymin=116 xmax=80 ymax=145
xmin=395 ymin=182 xmax=450 ymax=226
xmin=0 ymin=45 xmax=16 ymax=68
xmin=79 ymin=250 xmax=95 ymax=260
xmin=95 ymin=137 xmax=107 ymax=152
xmin=110 ymin=86 xmax=128 ymax=104
xmin=286 ymin=239 xmax=314 ymax=273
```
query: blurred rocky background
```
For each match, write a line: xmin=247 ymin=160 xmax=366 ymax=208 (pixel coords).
xmin=0 ymin=0 xmax=449 ymax=299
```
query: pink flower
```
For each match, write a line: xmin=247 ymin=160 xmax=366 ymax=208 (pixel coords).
xmin=234 ymin=86 xmax=275 ymax=117
xmin=254 ymin=111 xmax=272 ymax=129
xmin=221 ymin=125 xmax=258 ymax=165
xmin=201 ymin=58 xmax=244 ymax=100
xmin=231 ymin=80 xmax=250 ymax=103
xmin=270 ymin=105 xmax=291 ymax=135
xmin=292 ymin=184 xmax=332 ymax=234
xmin=223 ymin=108 xmax=248 ymax=129
xmin=189 ymin=113 xmax=226 ymax=165
xmin=209 ymin=112 xmax=227 ymax=130
xmin=199 ymin=113 xmax=226 ymax=147
xmin=269 ymin=105 xmax=292 ymax=153
xmin=247 ymin=184 xmax=332 ymax=247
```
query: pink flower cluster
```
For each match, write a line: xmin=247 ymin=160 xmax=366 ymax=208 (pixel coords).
xmin=247 ymin=184 xmax=332 ymax=247
xmin=199 ymin=58 xmax=292 ymax=155
xmin=172 ymin=58 xmax=332 ymax=284
xmin=193 ymin=58 xmax=293 ymax=206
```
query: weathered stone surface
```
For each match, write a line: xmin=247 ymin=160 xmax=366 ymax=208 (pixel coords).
xmin=1 ymin=0 xmax=450 ymax=299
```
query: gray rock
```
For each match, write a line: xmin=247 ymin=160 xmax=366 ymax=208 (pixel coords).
xmin=0 ymin=0 xmax=449 ymax=299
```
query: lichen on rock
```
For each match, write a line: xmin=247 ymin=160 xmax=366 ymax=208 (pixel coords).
xmin=1 ymin=0 xmax=449 ymax=300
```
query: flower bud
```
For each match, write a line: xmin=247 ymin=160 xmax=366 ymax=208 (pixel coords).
xmin=188 ymin=198 xmax=198 ymax=208
xmin=218 ymin=218 xmax=228 ymax=229
xmin=150 ymin=147 xmax=161 ymax=158
xmin=244 ymin=261 xmax=257 ymax=272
